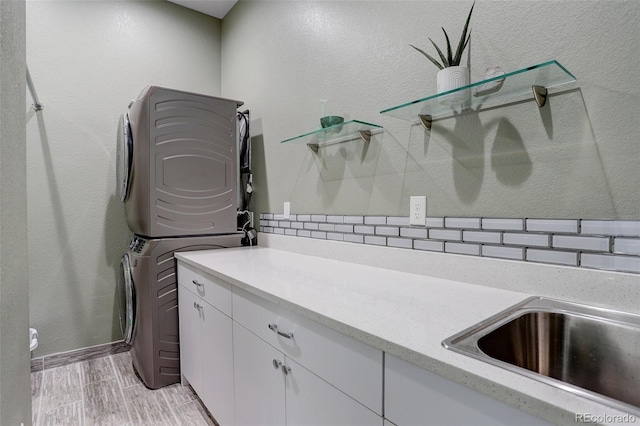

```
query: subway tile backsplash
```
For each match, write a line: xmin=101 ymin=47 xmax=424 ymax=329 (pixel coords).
xmin=581 ymin=253 xmax=640 ymax=274
xmin=462 ymin=230 xmax=502 ymax=244
xmin=445 ymin=242 xmax=481 ymax=256
xmin=581 ymin=220 xmax=640 ymax=237
xmin=526 ymin=248 xmax=578 ymax=266
xmin=503 ymin=232 xmax=550 ymax=247
xmin=429 ymin=229 xmax=462 ymax=241
xmin=260 ymin=214 xmax=640 ymax=274
xmin=614 ymin=238 xmax=640 ymax=255
xmin=481 ymin=245 xmax=524 ymax=260
xmin=481 ymin=218 xmax=524 ymax=231
xmin=445 ymin=217 xmax=481 ymax=229
xmin=526 ymin=219 xmax=579 ymax=234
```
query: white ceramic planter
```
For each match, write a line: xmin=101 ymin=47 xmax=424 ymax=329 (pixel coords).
xmin=436 ymin=66 xmax=470 ymax=105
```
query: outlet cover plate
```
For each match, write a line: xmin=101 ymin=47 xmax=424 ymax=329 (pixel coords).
xmin=409 ymin=196 xmax=426 ymax=226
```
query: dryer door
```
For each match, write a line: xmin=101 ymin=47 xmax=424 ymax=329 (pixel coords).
xmin=118 ymin=253 xmax=135 ymax=344
xmin=116 ymin=113 xmax=133 ymax=202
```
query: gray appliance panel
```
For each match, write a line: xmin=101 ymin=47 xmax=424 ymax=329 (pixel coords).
xmin=124 ymin=86 xmax=243 ymax=238
xmin=126 ymin=233 xmax=242 ymax=389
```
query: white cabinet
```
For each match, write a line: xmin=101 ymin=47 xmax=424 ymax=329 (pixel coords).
xmin=285 ymin=356 xmax=382 ymax=426
xmin=178 ymin=262 xmax=234 ymax=426
xmin=177 ymin=286 xmax=202 ymax=393
xmin=179 ymin=257 xmax=547 ymax=426
xmin=233 ymin=322 xmax=286 ymax=426
xmin=232 ymin=286 xmax=383 ymax=416
xmin=232 ymin=288 xmax=382 ymax=426
xmin=233 ymin=320 xmax=382 ymax=426
xmin=201 ymin=301 xmax=234 ymax=425
xmin=178 ymin=260 xmax=383 ymax=425
xmin=231 ymin=287 xmax=383 ymax=426
xmin=385 ymin=354 xmax=549 ymax=426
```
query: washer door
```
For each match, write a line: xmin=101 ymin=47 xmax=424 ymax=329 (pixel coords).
xmin=116 ymin=113 xmax=133 ymax=202
xmin=118 ymin=253 xmax=135 ymax=344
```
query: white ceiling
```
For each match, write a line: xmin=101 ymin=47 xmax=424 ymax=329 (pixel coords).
xmin=168 ymin=0 xmax=238 ymax=19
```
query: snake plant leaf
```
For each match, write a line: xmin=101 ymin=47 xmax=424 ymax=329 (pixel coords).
xmin=409 ymin=44 xmax=444 ymax=70
xmin=428 ymin=38 xmax=448 ymax=68
xmin=442 ymin=28 xmax=453 ymax=66
xmin=409 ymin=1 xmax=474 ymax=70
xmin=459 ymin=30 xmax=472 ymax=63
xmin=453 ymin=1 xmax=474 ymax=66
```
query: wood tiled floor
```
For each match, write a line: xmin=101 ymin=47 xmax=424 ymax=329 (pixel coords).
xmin=31 ymin=351 xmax=215 ymax=425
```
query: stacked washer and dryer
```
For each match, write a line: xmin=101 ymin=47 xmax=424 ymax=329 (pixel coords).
xmin=116 ymin=86 xmax=245 ymax=389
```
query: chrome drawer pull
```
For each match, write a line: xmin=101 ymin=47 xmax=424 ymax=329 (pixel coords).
xmin=192 ymin=280 xmax=204 ymax=288
xmin=268 ymin=323 xmax=294 ymax=339
xmin=193 ymin=302 xmax=202 ymax=311
xmin=272 ymin=359 xmax=282 ymax=369
xmin=281 ymin=365 xmax=291 ymax=375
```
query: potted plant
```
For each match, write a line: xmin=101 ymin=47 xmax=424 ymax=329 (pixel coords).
xmin=410 ymin=2 xmax=474 ymax=104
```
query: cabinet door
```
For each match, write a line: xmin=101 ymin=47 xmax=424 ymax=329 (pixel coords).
xmin=233 ymin=287 xmax=383 ymax=414
xmin=385 ymin=354 xmax=549 ymax=426
xmin=201 ymin=301 xmax=234 ymax=426
xmin=285 ymin=358 xmax=383 ymax=426
xmin=233 ymin=322 xmax=285 ymax=426
xmin=178 ymin=285 xmax=202 ymax=395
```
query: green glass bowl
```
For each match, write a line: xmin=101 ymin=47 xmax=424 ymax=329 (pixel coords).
xmin=320 ymin=116 xmax=344 ymax=128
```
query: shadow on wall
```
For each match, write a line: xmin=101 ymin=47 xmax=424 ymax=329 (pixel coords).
xmin=432 ymin=111 xmax=486 ymax=204
xmin=28 ymin=110 xmax=84 ymax=356
xmin=311 ymin=139 xmax=353 ymax=205
xmin=263 ymin=89 xmax=629 ymax=219
xmin=413 ymin=88 xmax=594 ymax=208
xmin=489 ymin=117 xmax=531 ymax=186
xmin=572 ymin=88 xmax=620 ymax=218
xmin=306 ymin=132 xmax=388 ymax=214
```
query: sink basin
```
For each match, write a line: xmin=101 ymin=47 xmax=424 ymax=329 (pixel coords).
xmin=443 ymin=297 xmax=640 ymax=416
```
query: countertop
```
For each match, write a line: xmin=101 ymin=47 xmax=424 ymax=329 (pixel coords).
xmin=175 ymin=245 xmax=636 ymax=425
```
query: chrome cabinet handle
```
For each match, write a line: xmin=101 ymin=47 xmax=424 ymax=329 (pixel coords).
xmin=281 ymin=365 xmax=291 ymax=375
xmin=193 ymin=302 xmax=202 ymax=311
xmin=268 ymin=323 xmax=293 ymax=339
xmin=192 ymin=279 xmax=204 ymax=288
xmin=272 ymin=359 xmax=282 ymax=369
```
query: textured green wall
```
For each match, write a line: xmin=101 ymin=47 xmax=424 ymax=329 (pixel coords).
xmin=26 ymin=0 xmax=223 ymax=357
xmin=0 ymin=0 xmax=31 ymax=422
xmin=221 ymin=0 xmax=639 ymax=220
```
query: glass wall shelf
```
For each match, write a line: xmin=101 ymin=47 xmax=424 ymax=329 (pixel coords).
xmin=380 ymin=60 xmax=576 ymax=129
xmin=281 ymin=119 xmax=383 ymax=153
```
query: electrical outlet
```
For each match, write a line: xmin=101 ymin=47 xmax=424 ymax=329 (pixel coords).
xmin=283 ymin=202 xmax=291 ymax=219
xmin=409 ymin=196 xmax=426 ymax=226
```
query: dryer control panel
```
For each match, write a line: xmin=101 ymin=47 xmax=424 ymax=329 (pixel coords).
xmin=129 ymin=236 xmax=147 ymax=254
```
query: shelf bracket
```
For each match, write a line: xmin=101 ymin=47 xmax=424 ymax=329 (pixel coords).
xmin=358 ymin=130 xmax=372 ymax=143
xmin=418 ymin=114 xmax=432 ymax=131
xmin=307 ymin=143 xmax=319 ymax=153
xmin=532 ymin=85 xmax=548 ymax=107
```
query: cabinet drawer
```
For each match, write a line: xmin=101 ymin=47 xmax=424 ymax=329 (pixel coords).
xmin=233 ymin=287 xmax=383 ymax=415
xmin=177 ymin=261 xmax=232 ymax=317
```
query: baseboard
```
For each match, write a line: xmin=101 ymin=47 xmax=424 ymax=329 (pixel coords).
xmin=31 ymin=340 xmax=130 ymax=373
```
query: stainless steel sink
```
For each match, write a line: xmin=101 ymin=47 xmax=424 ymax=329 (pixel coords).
xmin=443 ymin=297 xmax=640 ymax=416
